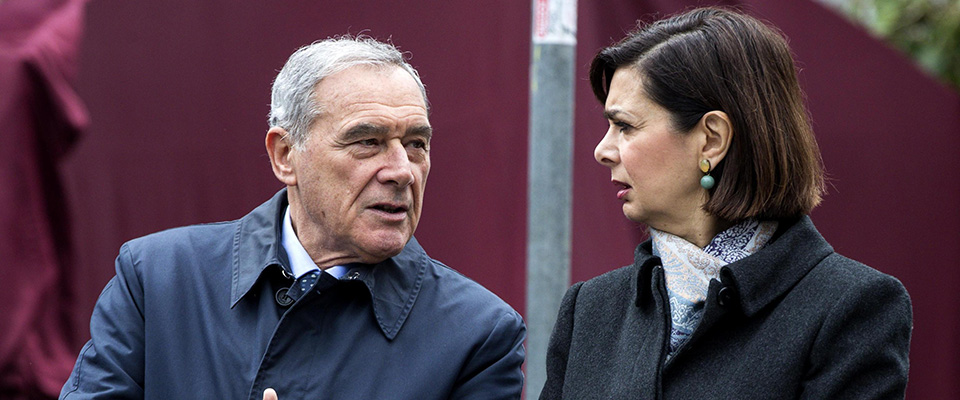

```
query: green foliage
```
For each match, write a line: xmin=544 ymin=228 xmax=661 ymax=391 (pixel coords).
xmin=845 ymin=0 xmax=960 ymax=89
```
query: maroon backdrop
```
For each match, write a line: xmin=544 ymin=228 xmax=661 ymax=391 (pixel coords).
xmin=12 ymin=0 xmax=951 ymax=398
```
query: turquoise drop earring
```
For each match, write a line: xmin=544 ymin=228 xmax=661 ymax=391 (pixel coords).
xmin=699 ymin=159 xmax=715 ymax=190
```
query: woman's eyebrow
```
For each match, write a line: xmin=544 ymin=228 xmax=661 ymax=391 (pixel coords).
xmin=603 ymin=109 xmax=623 ymax=120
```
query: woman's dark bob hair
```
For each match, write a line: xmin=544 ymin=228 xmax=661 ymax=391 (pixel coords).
xmin=590 ymin=7 xmax=824 ymax=221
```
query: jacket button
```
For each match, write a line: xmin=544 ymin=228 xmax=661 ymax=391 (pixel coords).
xmin=717 ymin=286 xmax=735 ymax=308
xmin=275 ymin=287 xmax=294 ymax=307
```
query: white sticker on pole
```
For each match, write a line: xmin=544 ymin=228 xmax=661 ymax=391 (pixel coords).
xmin=533 ymin=0 xmax=577 ymax=45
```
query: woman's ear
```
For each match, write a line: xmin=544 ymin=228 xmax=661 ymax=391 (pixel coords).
xmin=265 ymin=127 xmax=298 ymax=186
xmin=699 ymin=110 xmax=733 ymax=165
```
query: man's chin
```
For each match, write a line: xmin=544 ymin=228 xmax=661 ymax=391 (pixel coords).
xmin=355 ymin=232 xmax=411 ymax=263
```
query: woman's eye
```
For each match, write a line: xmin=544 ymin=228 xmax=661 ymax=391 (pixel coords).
xmin=613 ymin=121 xmax=631 ymax=132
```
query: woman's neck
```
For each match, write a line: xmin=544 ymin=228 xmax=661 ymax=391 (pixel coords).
xmin=654 ymin=213 xmax=734 ymax=249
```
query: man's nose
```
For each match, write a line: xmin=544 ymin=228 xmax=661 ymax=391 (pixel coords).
xmin=594 ymin=128 xmax=619 ymax=167
xmin=377 ymin=141 xmax=415 ymax=187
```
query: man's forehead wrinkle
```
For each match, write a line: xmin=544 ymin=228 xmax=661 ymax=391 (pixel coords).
xmin=337 ymin=97 xmax=428 ymax=111
xmin=332 ymin=102 xmax=429 ymax=127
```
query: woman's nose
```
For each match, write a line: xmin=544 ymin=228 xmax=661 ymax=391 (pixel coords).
xmin=594 ymin=129 xmax=619 ymax=167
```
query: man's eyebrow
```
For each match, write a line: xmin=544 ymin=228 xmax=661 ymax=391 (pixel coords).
xmin=407 ymin=125 xmax=433 ymax=140
xmin=341 ymin=123 xmax=388 ymax=141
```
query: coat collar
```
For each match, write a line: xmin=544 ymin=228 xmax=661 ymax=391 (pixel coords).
xmin=229 ymin=188 xmax=428 ymax=340
xmin=634 ymin=216 xmax=834 ymax=316
xmin=231 ymin=189 xmax=288 ymax=307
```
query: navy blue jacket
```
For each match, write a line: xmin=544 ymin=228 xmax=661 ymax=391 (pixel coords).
xmin=61 ymin=190 xmax=526 ymax=399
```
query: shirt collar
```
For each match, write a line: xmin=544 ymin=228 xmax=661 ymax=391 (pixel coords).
xmin=230 ymin=189 xmax=428 ymax=340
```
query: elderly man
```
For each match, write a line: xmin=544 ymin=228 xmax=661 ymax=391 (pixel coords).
xmin=59 ymin=37 xmax=526 ymax=400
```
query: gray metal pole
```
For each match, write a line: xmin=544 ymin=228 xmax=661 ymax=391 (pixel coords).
xmin=526 ymin=0 xmax=576 ymax=398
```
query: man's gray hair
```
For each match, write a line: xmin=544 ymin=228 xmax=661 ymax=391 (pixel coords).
xmin=269 ymin=35 xmax=428 ymax=147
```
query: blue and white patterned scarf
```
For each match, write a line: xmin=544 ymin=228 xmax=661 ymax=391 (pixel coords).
xmin=650 ymin=219 xmax=778 ymax=359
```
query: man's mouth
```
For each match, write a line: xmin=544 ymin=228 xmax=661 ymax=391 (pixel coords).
xmin=370 ymin=203 xmax=409 ymax=214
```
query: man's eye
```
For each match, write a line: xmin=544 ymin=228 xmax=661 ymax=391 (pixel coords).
xmin=408 ymin=140 xmax=428 ymax=150
xmin=359 ymin=138 xmax=379 ymax=146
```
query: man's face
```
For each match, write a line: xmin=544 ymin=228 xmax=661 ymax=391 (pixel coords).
xmin=287 ymin=65 xmax=431 ymax=265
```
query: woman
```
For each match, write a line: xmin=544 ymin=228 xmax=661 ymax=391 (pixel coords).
xmin=540 ymin=8 xmax=912 ymax=399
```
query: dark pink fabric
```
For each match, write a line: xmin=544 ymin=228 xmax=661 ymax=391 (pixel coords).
xmin=0 ymin=0 xmax=945 ymax=398
xmin=0 ymin=0 xmax=88 ymax=398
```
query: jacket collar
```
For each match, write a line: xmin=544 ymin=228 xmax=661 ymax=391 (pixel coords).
xmin=347 ymin=238 xmax=428 ymax=340
xmin=231 ymin=189 xmax=288 ymax=307
xmin=230 ymin=188 xmax=428 ymax=340
xmin=634 ymin=216 xmax=834 ymax=316
xmin=632 ymin=241 xmax=660 ymax=308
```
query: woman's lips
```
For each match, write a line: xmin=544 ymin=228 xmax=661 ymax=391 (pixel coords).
xmin=612 ymin=180 xmax=631 ymax=200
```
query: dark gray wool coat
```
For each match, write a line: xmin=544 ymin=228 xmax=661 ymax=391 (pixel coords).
xmin=540 ymin=216 xmax=912 ymax=400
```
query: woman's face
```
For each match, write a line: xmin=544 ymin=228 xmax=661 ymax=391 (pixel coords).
xmin=594 ymin=67 xmax=705 ymax=233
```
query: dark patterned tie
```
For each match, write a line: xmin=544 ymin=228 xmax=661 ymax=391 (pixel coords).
xmin=289 ymin=270 xmax=320 ymax=301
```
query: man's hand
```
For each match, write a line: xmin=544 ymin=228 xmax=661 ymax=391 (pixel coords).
xmin=263 ymin=388 xmax=278 ymax=400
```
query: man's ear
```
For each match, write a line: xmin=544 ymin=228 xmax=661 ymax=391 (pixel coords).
xmin=698 ymin=110 xmax=733 ymax=166
xmin=266 ymin=127 xmax=297 ymax=186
